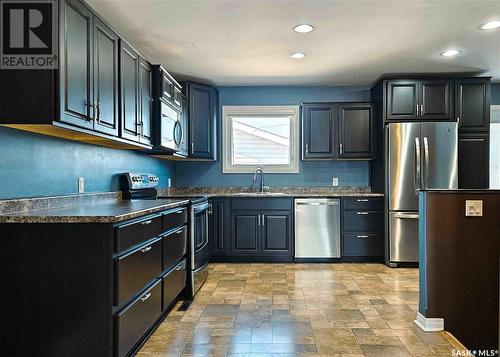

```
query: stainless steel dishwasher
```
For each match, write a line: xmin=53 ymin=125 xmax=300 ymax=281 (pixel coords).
xmin=294 ymin=198 xmax=341 ymax=259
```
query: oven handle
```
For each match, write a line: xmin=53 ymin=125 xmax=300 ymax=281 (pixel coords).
xmin=193 ymin=202 xmax=209 ymax=213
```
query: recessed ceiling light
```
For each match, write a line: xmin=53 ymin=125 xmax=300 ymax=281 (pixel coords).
xmin=290 ymin=52 xmax=306 ymax=59
xmin=440 ymin=49 xmax=461 ymax=57
xmin=293 ymin=24 xmax=314 ymax=33
xmin=481 ymin=21 xmax=500 ymax=30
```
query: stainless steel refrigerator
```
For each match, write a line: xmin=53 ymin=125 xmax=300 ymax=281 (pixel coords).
xmin=386 ymin=122 xmax=458 ymax=265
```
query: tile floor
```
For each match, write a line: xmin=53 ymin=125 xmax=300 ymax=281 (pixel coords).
xmin=138 ymin=263 xmax=463 ymax=356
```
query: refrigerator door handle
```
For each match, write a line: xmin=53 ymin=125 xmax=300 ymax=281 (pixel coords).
xmin=414 ymin=137 xmax=421 ymax=194
xmin=423 ymin=136 xmax=429 ymax=189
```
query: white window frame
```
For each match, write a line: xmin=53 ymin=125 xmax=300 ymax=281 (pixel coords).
xmin=490 ymin=105 xmax=500 ymax=189
xmin=222 ymin=105 xmax=300 ymax=174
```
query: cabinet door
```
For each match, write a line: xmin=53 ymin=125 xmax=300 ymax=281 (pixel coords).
xmin=458 ymin=133 xmax=490 ymax=189
xmin=386 ymin=80 xmax=419 ymax=121
xmin=231 ymin=210 xmax=260 ymax=254
xmin=93 ymin=17 xmax=119 ymax=136
xmin=455 ymin=79 xmax=490 ymax=132
xmin=420 ymin=80 xmax=453 ymax=120
xmin=210 ymin=199 xmax=227 ymax=257
xmin=338 ymin=103 xmax=374 ymax=159
xmin=302 ymin=104 xmax=337 ymax=159
xmin=261 ymin=211 xmax=292 ymax=256
xmin=188 ymin=83 xmax=216 ymax=159
xmin=139 ymin=58 xmax=153 ymax=145
xmin=60 ymin=0 xmax=93 ymax=129
xmin=120 ymin=42 xmax=140 ymax=142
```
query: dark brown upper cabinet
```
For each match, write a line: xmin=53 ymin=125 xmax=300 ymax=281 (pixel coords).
xmin=0 ymin=0 xmax=152 ymax=149
xmin=120 ymin=42 xmax=152 ymax=145
xmin=385 ymin=79 xmax=453 ymax=121
xmin=458 ymin=133 xmax=490 ymax=189
xmin=386 ymin=80 xmax=419 ymax=121
xmin=183 ymin=81 xmax=217 ymax=160
xmin=302 ymin=104 xmax=337 ymax=160
xmin=338 ymin=103 xmax=375 ymax=160
xmin=420 ymin=80 xmax=453 ymax=120
xmin=60 ymin=0 xmax=94 ymax=130
xmin=93 ymin=17 xmax=120 ymax=136
xmin=455 ymin=78 xmax=490 ymax=132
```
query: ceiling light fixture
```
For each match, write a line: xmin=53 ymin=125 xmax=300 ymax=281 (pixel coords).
xmin=481 ymin=21 xmax=500 ymax=30
xmin=290 ymin=52 xmax=306 ymax=59
xmin=293 ymin=24 xmax=314 ymax=33
xmin=440 ymin=49 xmax=461 ymax=57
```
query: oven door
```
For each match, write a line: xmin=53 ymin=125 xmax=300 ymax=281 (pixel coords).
xmin=190 ymin=202 xmax=210 ymax=296
xmin=160 ymin=101 xmax=180 ymax=151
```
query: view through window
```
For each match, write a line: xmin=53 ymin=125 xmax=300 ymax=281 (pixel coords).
xmin=490 ymin=105 xmax=500 ymax=188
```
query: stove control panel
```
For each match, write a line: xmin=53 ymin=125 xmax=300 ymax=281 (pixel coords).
xmin=123 ymin=173 xmax=159 ymax=190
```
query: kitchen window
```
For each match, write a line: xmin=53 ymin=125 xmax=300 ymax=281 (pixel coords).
xmin=222 ymin=106 xmax=300 ymax=173
xmin=490 ymin=105 xmax=500 ymax=188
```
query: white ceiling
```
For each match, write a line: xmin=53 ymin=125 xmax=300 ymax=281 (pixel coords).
xmin=86 ymin=0 xmax=500 ymax=86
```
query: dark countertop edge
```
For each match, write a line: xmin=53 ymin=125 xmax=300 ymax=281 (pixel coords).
xmin=164 ymin=193 xmax=384 ymax=198
xmin=0 ymin=199 xmax=190 ymax=224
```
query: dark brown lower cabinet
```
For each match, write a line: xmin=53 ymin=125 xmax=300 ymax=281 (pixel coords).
xmin=115 ymin=280 xmax=162 ymax=357
xmin=0 ymin=204 xmax=189 ymax=357
xmin=458 ymin=133 xmax=490 ymax=189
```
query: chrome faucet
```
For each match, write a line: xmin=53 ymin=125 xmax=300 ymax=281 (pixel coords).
xmin=253 ymin=167 xmax=265 ymax=193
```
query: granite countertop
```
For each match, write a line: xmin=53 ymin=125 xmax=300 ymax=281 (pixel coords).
xmin=0 ymin=198 xmax=190 ymax=224
xmin=159 ymin=187 xmax=384 ymax=198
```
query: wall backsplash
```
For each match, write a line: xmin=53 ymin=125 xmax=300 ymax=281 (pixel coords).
xmin=0 ymin=127 xmax=175 ymax=199
xmin=174 ymin=85 xmax=372 ymax=188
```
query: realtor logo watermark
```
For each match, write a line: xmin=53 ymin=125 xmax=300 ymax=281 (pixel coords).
xmin=1 ymin=0 xmax=58 ymax=69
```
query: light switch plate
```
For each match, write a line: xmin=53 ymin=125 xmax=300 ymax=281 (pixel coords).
xmin=332 ymin=177 xmax=339 ymax=186
xmin=465 ymin=200 xmax=483 ymax=217
xmin=78 ymin=177 xmax=85 ymax=194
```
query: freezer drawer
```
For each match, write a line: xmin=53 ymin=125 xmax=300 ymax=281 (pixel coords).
xmin=389 ymin=212 xmax=419 ymax=263
xmin=295 ymin=199 xmax=340 ymax=258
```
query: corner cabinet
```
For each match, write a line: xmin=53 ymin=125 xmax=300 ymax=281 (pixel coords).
xmin=183 ymin=81 xmax=218 ymax=160
xmin=302 ymin=102 xmax=375 ymax=161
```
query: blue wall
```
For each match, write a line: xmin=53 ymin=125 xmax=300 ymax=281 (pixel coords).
xmin=175 ymin=86 xmax=371 ymax=187
xmin=0 ymin=127 xmax=175 ymax=199
xmin=492 ymin=83 xmax=500 ymax=105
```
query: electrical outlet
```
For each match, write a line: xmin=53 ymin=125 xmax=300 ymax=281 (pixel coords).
xmin=78 ymin=177 xmax=85 ymax=194
xmin=332 ymin=177 xmax=339 ymax=186
xmin=168 ymin=178 xmax=172 ymax=188
xmin=465 ymin=200 xmax=483 ymax=217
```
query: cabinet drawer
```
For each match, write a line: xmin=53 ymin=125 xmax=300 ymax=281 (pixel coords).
xmin=115 ymin=280 xmax=162 ymax=357
xmin=343 ymin=211 xmax=384 ymax=232
xmin=115 ymin=214 xmax=163 ymax=253
xmin=162 ymin=260 xmax=187 ymax=311
xmin=163 ymin=225 xmax=188 ymax=270
xmin=115 ymin=237 xmax=162 ymax=306
xmin=231 ymin=198 xmax=292 ymax=210
xmin=343 ymin=197 xmax=383 ymax=211
xmin=343 ymin=234 xmax=384 ymax=257
xmin=164 ymin=207 xmax=188 ymax=232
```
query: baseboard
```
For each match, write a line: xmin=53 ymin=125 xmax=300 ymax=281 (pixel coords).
xmin=414 ymin=312 xmax=444 ymax=332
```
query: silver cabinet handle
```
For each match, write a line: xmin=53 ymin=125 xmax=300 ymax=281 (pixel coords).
xmin=423 ymin=137 xmax=429 ymax=189
xmin=174 ymin=227 xmax=185 ymax=234
xmin=175 ymin=264 xmax=184 ymax=271
xmin=85 ymin=101 xmax=95 ymax=121
xmin=420 ymin=104 xmax=424 ymax=116
xmin=416 ymin=104 xmax=419 ymax=116
xmin=140 ymin=292 xmax=151 ymax=302
xmin=356 ymin=235 xmax=369 ymax=238
xmin=140 ymin=246 xmax=152 ymax=253
xmin=357 ymin=199 xmax=369 ymax=202
xmin=141 ymin=220 xmax=152 ymax=225
xmin=305 ymin=143 xmax=309 ymax=153
xmin=356 ymin=211 xmax=369 ymax=215
xmin=414 ymin=137 xmax=421 ymax=194
xmin=394 ymin=214 xmax=419 ymax=219
xmin=340 ymin=143 xmax=343 ymax=155
xmin=174 ymin=210 xmax=184 ymax=214
xmin=258 ymin=214 xmax=261 ymax=226
xmin=262 ymin=214 xmax=265 ymax=227
xmin=191 ymin=142 xmax=194 ymax=153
